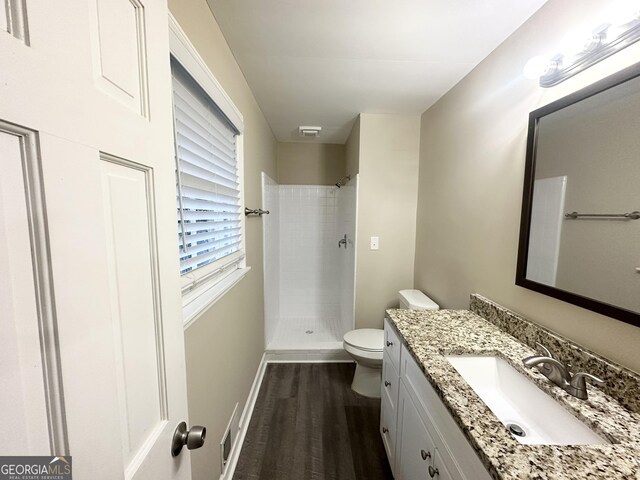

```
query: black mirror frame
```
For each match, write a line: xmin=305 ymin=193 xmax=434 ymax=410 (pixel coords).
xmin=516 ymin=62 xmax=640 ymax=328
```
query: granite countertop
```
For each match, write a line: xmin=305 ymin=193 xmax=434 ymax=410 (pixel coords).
xmin=385 ymin=308 xmax=640 ymax=480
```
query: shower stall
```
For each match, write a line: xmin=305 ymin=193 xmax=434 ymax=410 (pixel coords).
xmin=262 ymin=173 xmax=357 ymax=351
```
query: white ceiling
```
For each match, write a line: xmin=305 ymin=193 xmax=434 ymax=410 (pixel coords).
xmin=207 ymin=0 xmax=548 ymax=144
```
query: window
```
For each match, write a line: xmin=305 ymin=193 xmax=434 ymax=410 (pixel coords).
xmin=169 ymin=15 xmax=248 ymax=327
xmin=172 ymin=59 xmax=243 ymax=275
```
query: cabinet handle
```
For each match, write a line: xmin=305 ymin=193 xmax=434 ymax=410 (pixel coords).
xmin=420 ymin=449 xmax=431 ymax=460
xmin=428 ymin=465 xmax=439 ymax=478
xmin=386 ymin=341 xmax=393 ymax=347
xmin=382 ymin=427 xmax=388 ymax=434
xmin=384 ymin=381 xmax=391 ymax=387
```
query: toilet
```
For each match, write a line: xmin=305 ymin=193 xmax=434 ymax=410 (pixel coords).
xmin=398 ymin=289 xmax=440 ymax=311
xmin=343 ymin=289 xmax=439 ymax=397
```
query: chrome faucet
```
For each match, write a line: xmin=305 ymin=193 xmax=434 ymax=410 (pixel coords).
xmin=522 ymin=343 xmax=604 ymax=400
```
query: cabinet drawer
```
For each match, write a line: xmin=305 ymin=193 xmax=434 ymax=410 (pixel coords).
xmin=401 ymin=345 xmax=491 ymax=480
xmin=383 ymin=318 xmax=401 ymax=372
xmin=382 ymin=354 xmax=399 ymax=411
xmin=380 ymin=388 xmax=397 ymax=473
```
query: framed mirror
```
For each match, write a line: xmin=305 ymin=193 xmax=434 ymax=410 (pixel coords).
xmin=516 ymin=63 xmax=640 ymax=327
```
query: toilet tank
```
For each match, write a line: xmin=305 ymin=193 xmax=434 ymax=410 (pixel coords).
xmin=399 ymin=289 xmax=439 ymax=311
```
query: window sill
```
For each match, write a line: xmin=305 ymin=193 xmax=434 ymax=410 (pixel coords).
xmin=183 ymin=266 xmax=251 ymax=329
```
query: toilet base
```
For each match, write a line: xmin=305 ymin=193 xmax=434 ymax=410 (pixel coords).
xmin=351 ymin=363 xmax=382 ymax=398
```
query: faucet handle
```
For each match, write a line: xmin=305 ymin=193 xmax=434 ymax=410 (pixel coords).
xmin=567 ymin=372 xmax=604 ymax=400
xmin=571 ymin=372 xmax=604 ymax=388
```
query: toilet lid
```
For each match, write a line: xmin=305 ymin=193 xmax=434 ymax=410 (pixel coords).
xmin=343 ymin=329 xmax=384 ymax=352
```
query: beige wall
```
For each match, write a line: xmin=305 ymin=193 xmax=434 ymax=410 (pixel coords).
xmin=355 ymin=114 xmax=421 ymax=329
xmin=168 ymin=0 xmax=277 ymax=478
xmin=345 ymin=116 xmax=360 ymax=176
xmin=276 ymin=142 xmax=345 ymax=185
xmin=414 ymin=0 xmax=640 ymax=373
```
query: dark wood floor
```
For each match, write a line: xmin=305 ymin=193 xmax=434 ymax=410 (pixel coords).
xmin=233 ymin=363 xmax=393 ymax=480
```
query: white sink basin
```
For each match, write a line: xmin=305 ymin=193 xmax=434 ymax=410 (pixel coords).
xmin=445 ymin=355 xmax=609 ymax=445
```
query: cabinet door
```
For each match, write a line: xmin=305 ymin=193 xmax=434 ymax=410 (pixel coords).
xmin=380 ymin=387 xmax=397 ymax=473
xmin=430 ymin=449 xmax=456 ymax=480
xmin=397 ymin=383 xmax=436 ymax=480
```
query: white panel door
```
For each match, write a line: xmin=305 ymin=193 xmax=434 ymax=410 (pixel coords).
xmin=0 ymin=2 xmax=7 ymax=33
xmin=0 ymin=128 xmax=52 ymax=457
xmin=0 ymin=1 xmax=192 ymax=479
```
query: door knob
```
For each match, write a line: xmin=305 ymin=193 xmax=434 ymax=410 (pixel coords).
xmin=428 ymin=465 xmax=439 ymax=477
xmin=382 ymin=427 xmax=388 ymax=434
xmin=384 ymin=381 xmax=391 ymax=387
xmin=171 ymin=421 xmax=206 ymax=457
xmin=420 ymin=449 xmax=431 ymax=460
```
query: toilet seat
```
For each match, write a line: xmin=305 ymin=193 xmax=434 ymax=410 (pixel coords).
xmin=343 ymin=328 xmax=384 ymax=352
xmin=343 ymin=342 xmax=383 ymax=362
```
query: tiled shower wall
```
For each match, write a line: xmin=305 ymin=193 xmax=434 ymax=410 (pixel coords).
xmin=279 ymin=185 xmax=340 ymax=321
xmin=262 ymin=175 xmax=357 ymax=349
xmin=262 ymin=173 xmax=280 ymax=346
xmin=337 ymin=176 xmax=357 ymax=334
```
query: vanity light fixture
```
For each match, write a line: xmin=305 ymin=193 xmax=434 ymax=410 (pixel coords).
xmin=523 ymin=3 xmax=640 ymax=87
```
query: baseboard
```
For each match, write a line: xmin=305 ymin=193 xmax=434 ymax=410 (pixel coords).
xmin=219 ymin=353 xmax=267 ymax=480
xmin=265 ymin=349 xmax=352 ymax=363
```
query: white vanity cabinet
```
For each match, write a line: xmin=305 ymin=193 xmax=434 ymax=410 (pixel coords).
xmin=381 ymin=322 xmax=402 ymax=474
xmin=397 ymin=382 xmax=455 ymax=480
xmin=381 ymin=319 xmax=491 ymax=480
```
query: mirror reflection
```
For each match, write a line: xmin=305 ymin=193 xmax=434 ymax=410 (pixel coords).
xmin=525 ymin=74 xmax=640 ymax=314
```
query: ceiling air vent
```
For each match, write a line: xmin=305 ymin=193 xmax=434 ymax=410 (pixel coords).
xmin=298 ymin=126 xmax=322 ymax=137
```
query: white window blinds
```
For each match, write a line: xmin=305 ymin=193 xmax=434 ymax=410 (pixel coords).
xmin=171 ymin=60 xmax=243 ymax=277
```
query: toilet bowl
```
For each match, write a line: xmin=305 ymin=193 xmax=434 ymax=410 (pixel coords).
xmin=344 ymin=289 xmax=439 ymax=398
xmin=343 ymin=329 xmax=384 ymax=398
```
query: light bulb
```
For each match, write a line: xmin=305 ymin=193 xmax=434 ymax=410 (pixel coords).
xmin=559 ymin=28 xmax=593 ymax=56
xmin=604 ymin=1 xmax=640 ymax=40
xmin=605 ymin=0 xmax=640 ymax=26
xmin=523 ymin=55 xmax=554 ymax=79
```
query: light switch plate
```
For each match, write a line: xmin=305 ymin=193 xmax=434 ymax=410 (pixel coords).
xmin=370 ymin=236 xmax=379 ymax=250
